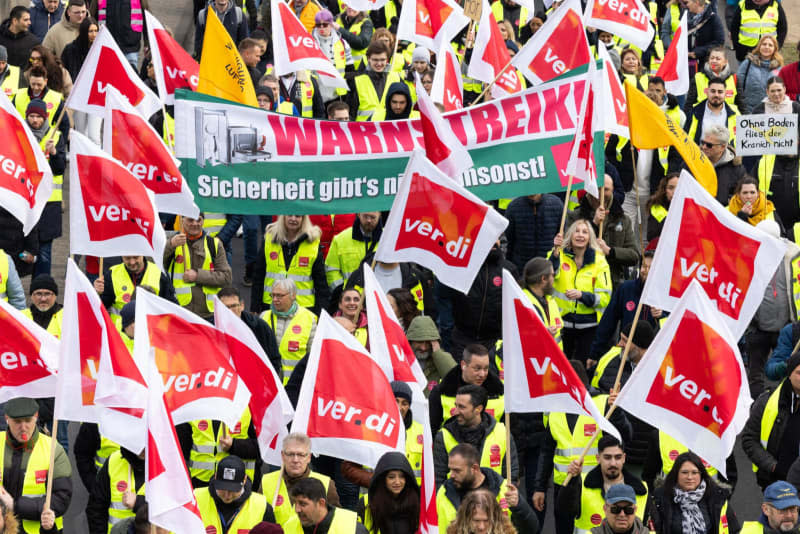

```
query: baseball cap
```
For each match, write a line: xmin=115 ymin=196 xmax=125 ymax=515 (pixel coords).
xmin=765 ymin=481 xmax=800 ymax=509
xmin=215 ymin=456 xmax=246 ymax=491
xmin=605 ymin=484 xmax=636 ymax=505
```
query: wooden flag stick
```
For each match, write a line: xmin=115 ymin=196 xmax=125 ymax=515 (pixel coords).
xmin=792 ymin=334 xmax=800 ymax=357
xmin=271 ymin=464 xmax=284 ymax=508
xmin=43 ymin=416 xmax=59 ymax=511
xmin=504 ymin=412 xmax=512 ymax=484
xmin=558 ymin=173 xmax=575 ymax=237
xmin=470 ymin=58 xmax=514 ymax=106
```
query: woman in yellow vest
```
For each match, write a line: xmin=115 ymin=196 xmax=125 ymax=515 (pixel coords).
xmin=651 ymin=451 xmax=739 ymax=534
xmin=252 ymin=215 xmax=329 ymax=316
xmin=356 ymin=451 xmax=420 ymax=534
xmin=727 ymin=176 xmax=779 ymax=227
xmin=335 ymin=286 xmax=368 ymax=346
xmin=313 ymin=9 xmax=354 ymax=103
xmin=549 ymin=220 xmax=612 ymax=365
xmin=335 ymin=3 xmax=374 ymax=70
xmin=646 ymin=172 xmax=680 ymax=242
xmin=618 ymin=48 xmax=649 ymax=91
xmin=686 ymin=46 xmax=738 ymax=111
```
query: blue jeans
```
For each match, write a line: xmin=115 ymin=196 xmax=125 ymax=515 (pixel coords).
xmin=124 ymin=51 xmax=138 ymax=70
xmin=34 ymin=241 xmax=52 ymax=277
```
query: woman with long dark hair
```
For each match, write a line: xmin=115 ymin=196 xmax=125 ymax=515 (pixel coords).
xmin=357 ymin=452 xmax=420 ymax=534
xmin=387 ymin=288 xmax=420 ymax=332
xmin=61 ymin=17 xmax=100 ymax=143
xmin=25 ymin=44 xmax=71 ymax=96
xmin=646 ymin=173 xmax=680 ymax=242
xmin=651 ymin=452 xmax=739 ymax=534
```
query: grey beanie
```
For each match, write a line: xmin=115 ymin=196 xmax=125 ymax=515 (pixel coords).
xmin=0 ymin=46 xmax=8 ymax=63
xmin=391 ymin=380 xmax=412 ymax=402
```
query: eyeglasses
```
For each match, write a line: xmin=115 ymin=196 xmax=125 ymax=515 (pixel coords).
xmin=700 ymin=141 xmax=719 ymax=148
xmin=609 ymin=505 xmax=635 ymax=515
xmin=316 ymin=22 xmax=330 ymax=27
xmin=32 ymin=291 xmax=55 ymax=298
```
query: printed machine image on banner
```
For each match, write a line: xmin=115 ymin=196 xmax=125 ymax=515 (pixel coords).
xmin=174 ymin=69 xmax=604 ymax=215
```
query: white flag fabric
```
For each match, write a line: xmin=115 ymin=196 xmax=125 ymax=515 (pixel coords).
xmin=655 ymin=12 xmax=689 ymax=96
xmin=467 ymin=0 xmax=523 ymax=97
xmin=641 ymin=170 xmax=786 ymax=339
xmin=145 ymin=364 xmax=205 ymax=534
xmin=597 ymin=44 xmax=629 ymax=138
xmin=291 ymin=312 xmax=404 ymax=468
xmin=430 ymin=41 xmax=463 ymax=111
xmin=144 ymin=10 xmax=199 ymax=105
xmin=565 ymin=59 xmax=599 ymax=198
xmin=0 ymin=299 xmax=58 ymax=402
xmin=67 ymin=26 xmax=161 ymax=118
xmin=396 ymin=0 xmax=470 ymax=52
xmin=502 ymin=270 xmax=620 ymax=439
xmin=375 ymin=151 xmax=508 ymax=293
xmin=213 ymin=296 xmax=294 ymax=465
xmin=615 ymin=280 xmax=751 ymax=477
xmin=583 ymin=0 xmax=655 ymax=50
xmin=418 ymin=399 xmax=438 ymax=533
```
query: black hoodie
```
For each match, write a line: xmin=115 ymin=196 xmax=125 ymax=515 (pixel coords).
xmin=383 ymin=81 xmax=413 ymax=120
xmin=357 ymin=451 xmax=419 ymax=534
xmin=0 ymin=19 xmax=40 ymax=69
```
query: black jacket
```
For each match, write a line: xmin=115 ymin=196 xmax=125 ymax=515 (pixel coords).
xmin=0 ymin=19 xmax=41 ymax=69
xmin=742 ymin=380 xmax=796 ymax=487
xmin=730 ymin=0 xmax=787 ymax=61
xmin=356 ymin=452 xmax=419 ymax=534
xmin=651 ymin=482 xmax=739 ymax=534
xmin=99 ymin=261 xmax=178 ymax=309
xmin=589 ymin=277 xmax=660 ymax=360
xmin=73 ymin=423 xmax=103 ymax=493
xmin=86 ymin=447 xmax=145 ymax=534
xmin=504 ymin=194 xmax=564 ymax=272
xmin=194 ymin=2 xmax=249 ymax=58
xmin=383 ymin=81 xmax=413 ymax=120
xmin=0 ymin=207 xmax=38 ymax=277
xmin=558 ymin=466 xmax=649 ymax=523
xmin=36 ymin=129 xmax=67 ymax=243
xmin=428 ymin=364 xmax=504 ymax=432
xmin=687 ymin=4 xmax=725 ymax=66
xmin=89 ymin=0 xmax=143 ymax=53
xmin=30 ymin=0 xmax=64 ymax=42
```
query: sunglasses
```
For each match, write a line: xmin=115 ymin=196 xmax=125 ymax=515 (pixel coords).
xmin=700 ymin=141 xmax=718 ymax=148
xmin=316 ymin=22 xmax=331 ymax=27
xmin=610 ymin=505 xmax=635 ymax=515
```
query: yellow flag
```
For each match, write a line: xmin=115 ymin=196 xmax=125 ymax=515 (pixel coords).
xmin=625 ymin=81 xmax=717 ymax=197
xmin=197 ymin=9 xmax=258 ymax=107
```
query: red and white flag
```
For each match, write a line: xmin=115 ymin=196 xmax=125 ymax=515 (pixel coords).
xmin=67 ymin=26 xmax=161 ymax=118
xmin=616 ymin=280 xmax=751 ymax=477
xmin=415 ymin=74 xmax=472 ymax=178
xmin=641 ymin=170 xmax=785 ymax=339
xmin=292 ymin=312 xmax=404 ymax=468
xmin=597 ymin=44 xmax=629 ymax=138
xmin=271 ymin=0 xmax=347 ymax=89
xmin=655 ymin=12 xmax=689 ymax=96
xmin=340 ymin=0 xmax=390 ymax=13
xmin=145 ymin=364 xmax=205 ymax=534
xmin=396 ymin=0 xmax=469 ymax=52
xmin=583 ymin=0 xmax=655 ymax=51
xmin=133 ymin=290 xmax=251 ymax=427
xmin=144 ymin=10 xmax=199 ymax=104
xmin=69 ymin=130 xmax=166 ymax=260
xmin=0 ymin=299 xmax=58 ymax=402
xmin=375 ymin=151 xmax=507 ymax=293
xmin=0 ymin=92 xmax=53 ymax=234
xmin=418 ymin=408 xmax=438 ymax=534
xmin=55 ymin=259 xmax=148 ymax=452
xmin=502 ymin=270 xmax=620 ymax=438
xmin=468 ymin=0 xmax=522 ymax=97
xmin=103 ymin=86 xmax=199 ymax=218
xmin=213 ymin=296 xmax=294 ymax=465
xmin=565 ymin=60 xmax=599 ymax=198
xmin=430 ymin=41 xmax=463 ymax=112
xmin=512 ymin=0 xmax=591 ymax=86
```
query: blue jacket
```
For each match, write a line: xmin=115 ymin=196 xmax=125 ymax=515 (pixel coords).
xmin=30 ymin=0 xmax=64 ymax=42
xmin=589 ymin=277 xmax=660 ymax=360
xmin=737 ymin=53 xmax=783 ymax=114
xmin=505 ymin=194 xmax=563 ymax=272
xmin=766 ymin=322 xmax=799 ymax=380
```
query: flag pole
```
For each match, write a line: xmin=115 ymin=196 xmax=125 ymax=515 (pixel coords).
xmin=271 ymin=463 xmax=284 ymax=508
xmin=598 ymin=187 xmax=605 ymax=241
xmin=504 ymin=412 xmax=512 ymax=484
xmin=792 ymin=335 xmax=800 ymax=356
xmin=470 ymin=58 xmax=514 ymax=106
xmin=630 ymin=149 xmax=644 ymax=252
xmin=557 ymin=173 xmax=575 ymax=250
xmin=43 ymin=415 xmax=59 ymax=511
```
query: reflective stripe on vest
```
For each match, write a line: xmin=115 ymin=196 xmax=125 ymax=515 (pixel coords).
xmin=737 ymin=0 xmax=779 ymax=47
xmin=440 ymin=395 xmax=505 ymax=427
xmin=107 ymin=450 xmax=145 ymax=530
xmin=189 ymin=408 xmax=254 ymax=482
xmin=195 ymin=485 xmax=268 ymax=532
xmin=260 ymin=470 xmax=331 ymax=525
xmin=547 ymin=395 xmax=607 ymax=485
xmin=573 ymin=477 xmax=647 ymax=533
xmin=754 ymin=381 xmax=783 ymax=472
xmin=109 ymin=262 xmax=162 ymax=322
xmin=171 ymin=236 xmax=222 ymax=313
xmin=262 ymin=307 xmax=317 ymax=384
xmin=203 ymin=213 xmax=226 ymax=236
xmin=441 ymin=422 xmax=508 ymax=476
xmin=354 ymin=72 xmax=401 ymax=121
xmin=262 ymin=237 xmax=320 ymax=309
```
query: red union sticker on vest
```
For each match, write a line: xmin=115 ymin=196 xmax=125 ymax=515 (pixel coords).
xmin=35 ymin=470 xmax=48 ymax=484
xmin=298 ymin=256 xmax=309 ymax=267
xmin=288 ymin=340 xmax=300 ymax=352
xmin=584 ymin=423 xmax=596 ymax=436
xmin=591 ymin=513 xmax=603 ymax=525
xmin=116 ymin=481 xmax=128 ymax=492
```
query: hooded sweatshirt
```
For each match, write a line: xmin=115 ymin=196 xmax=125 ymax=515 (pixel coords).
xmin=383 ymin=81 xmax=413 ymax=120
xmin=357 ymin=451 xmax=419 ymax=534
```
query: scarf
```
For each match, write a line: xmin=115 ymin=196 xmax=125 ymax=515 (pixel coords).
xmin=272 ymin=300 xmax=298 ymax=318
xmin=673 ymin=480 xmax=706 ymax=534
xmin=728 ymin=191 xmax=775 ymax=225
xmin=28 ymin=119 xmax=49 ymax=142
xmin=763 ymin=95 xmax=793 ymax=114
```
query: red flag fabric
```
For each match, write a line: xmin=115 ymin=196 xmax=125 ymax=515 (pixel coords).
xmin=430 ymin=41 xmax=463 ymax=112
xmin=375 ymin=152 xmax=508 ymax=293
xmin=68 ymin=130 xmax=166 ymax=260
xmin=396 ymin=0 xmax=469 ymax=52
xmin=133 ymin=290 xmax=251 ymax=427
xmin=67 ymin=26 xmax=160 ymax=118
xmin=145 ymin=364 xmax=205 ymax=534
xmin=55 ymin=259 xmax=147 ymax=452
xmin=0 ymin=299 xmax=58 ymax=402
xmin=616 ymin=280 xmax=751 ymax=477
xmin=103 ymin=86 xmax=199 ymax=218
xmin=597 ymin=44 xmax=629 ymax=138
xmin=512 ymin=0 xmax=591 ymax=86
xmin=655 ymin=12 xmax=689 ymax=96
xmin=0 ymin=92 xmax=53 ymax=234
xmin=502 ymin=270 xmax=620 ymax=439
xmin=641 ymin=170 xmax=786 ymax=339
xmin=213 ymin=296 xmax=294 ymax=466
xmin=418 ymin=408 xmax=438 ymax=534
xmin=144 ymin=10 xmax=199 ymax=104
xmin=565 ymin=60 xmax=599 ymax=198
xmin=291 ymin=312 xmax=404 ymax=468
xmin=583 ymin=0 xmax=655 ymax=50
xmin=468 ymin=0 xmax=522 ymax=97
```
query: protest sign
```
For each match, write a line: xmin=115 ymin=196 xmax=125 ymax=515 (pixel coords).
xmin=735 ymin=114 xmax=798 ymax=156
xmin=174 ymin=70 xmax=604 ymax=215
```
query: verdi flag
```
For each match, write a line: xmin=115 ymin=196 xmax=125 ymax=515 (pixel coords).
xmin=145 ymin=10 xmax=200 ymax=104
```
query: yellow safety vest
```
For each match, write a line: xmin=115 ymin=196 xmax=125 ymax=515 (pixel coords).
xmin=791 ymin=253 xmax=800 ymax=322
xmin=261 ymin=306 xmax=318 ymax=384
xmin=490 ymin=0 xmax=529 ymax=38
xmin=276 ymin=101 xmax=296 ymax=115
xmin=296 ymin=77 xmax=316 ymax=118
xmin=38 ymin=129 xmax=62 ymax=202
xmin=544 ymin=395 xmax=607 ymax=486
xmin=13 ymin=88 xmax=63 ymax=128
xmin=195 ymin=485 xmax=268 ymax=533
xmin=622 ymin=72 xmax=650 ymax=92
xmin=0 ymin=251 xmax=7 ymax=301
xmin=170 ymin=235 xmax=223 ymax=313
xmin=331 ymin=39 xmax=348 ymax=97
xmin=283 ymin=507 xmax=358 ymax=534
xmin=0 ymin=432 xmax=63 ymax=534
xmin=574 ymin=476 xmax=648 ymax=534
xmin=162 ymin=111 xmax=175 ymax=148
xmin=436 ymin=478 xmax=511 ymax=530
xmin=338 ymin=16 xmax=368 ymax=67
xmin=189 ymin=409 xmax=255 ymax=483
xmin=694 ymin=73 xmax=738 ymax=108
xmin=737 ymin=0 xmax=779 ymax=47
xmin=260 ymin=470 xmax=331 ymax=525
xmin=523 ymin=288 xmax=563 ymax=348
xmin=687 ymin=108 xmax=737 ymax=145
xmin=405 ymin=419 xmax=424 ymax=484
xmin=549 ymin=250 xmax=612 ymax=323
xmin=107 ymin=450 xmax=145 ymax=531
xmin=108 ymin=262 xmax=162 ymax=325
xmin=262 ymin=237 xmax=320 ymax=309
xmin=21 ymin=308 xmax=62 ymax=338
xmin=754 ymin=381 xmax=784 ymax=473
xmin=1 ymin=65 xmax=20 ymax=97
xmin=441 ymin=421 xmax=508 ymax=476
xmin=670 ymin=3 xmax=681 ymax=34
xmin=440 ymin=395 xmax=505 ymax=426
xmin=354 ymin=71 xmax=401 ymax=121
xmin=658 ymin=431 xmax=719 ymax=478
xmin=590 ymin=346 xmax=622 ymax=389
xmin=203 ymin=213 xmax=227 ymax=237
xmin=758 ymin=155 xmax=800 ymax=212
xmin=95 ymin=435 xmax=120 ymax=471
xmin=741 ymin=522 xmax=765 ymax=533
xmin=325 ymin=229 xmax=380 ymax=288
xmin=650 ymin=204 xmax=669 ymax=224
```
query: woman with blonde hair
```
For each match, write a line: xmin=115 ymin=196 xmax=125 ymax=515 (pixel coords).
xmin=549 ymin=219 xmax=612 ymax=365
xmin=737 ymin=35 xmax=784 ymax=113
xmin=446 ymin=489 xmax=517 ymax=534
xmin=618 ymin=48 xmax=648 ymax=91
xmin=251 ymin=215 xmax=329 ymax=315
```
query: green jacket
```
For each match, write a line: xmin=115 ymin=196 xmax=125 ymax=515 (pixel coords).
xmin=420 ymin=349 xmax=457 ymax=396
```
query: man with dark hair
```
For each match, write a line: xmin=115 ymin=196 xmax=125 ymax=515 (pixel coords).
xmin=347 ymin=41 xmax=400 ymax=121
xmin=12 ymin=65 xmax=69 ymax=140
xmin=432 ymin=384 xmax=518 ymax=487
xmin=686 ymin=76 xmax=738 ymax=144
xmin=285 ymin=477 xmax=367 ymax=534
xmin=327 ymin=100 xmax=350 ymax=121
xmin=217 ymin=286 xmax=281 ymax=377
xmin=0 ymin=5 xmax=40 ymax=69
